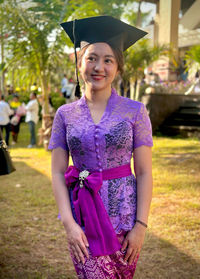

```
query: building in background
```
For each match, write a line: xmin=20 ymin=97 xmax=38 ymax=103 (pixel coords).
xmin=144 ymin=0 xmax=200 ymax=81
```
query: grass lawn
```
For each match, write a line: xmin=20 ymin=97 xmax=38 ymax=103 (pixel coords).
xmin=0 ymin=122 xmax=200 ymax=279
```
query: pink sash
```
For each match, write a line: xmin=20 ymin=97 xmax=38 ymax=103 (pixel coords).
xmin=65 ymin=164 xmax=132 ymax=257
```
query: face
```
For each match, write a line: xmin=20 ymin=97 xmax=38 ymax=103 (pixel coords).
xmin=13 ymin=97 xmax=19 ymax=102
xmin=79 ymin=42 xmax=119 ymax=93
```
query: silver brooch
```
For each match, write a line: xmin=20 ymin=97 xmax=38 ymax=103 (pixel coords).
xmin=79 ymin=170 xmax=90 ymax=188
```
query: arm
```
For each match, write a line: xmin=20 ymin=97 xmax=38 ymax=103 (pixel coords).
xmin=51 ymin=147 xmax=89 ymax=263
xmin=51 ymin=147 xmax=73 ymax=227
xmin=122 ymin=145 xmax=153 ymax=264
xmin=134 ymin=145 xmax=153 ymax=225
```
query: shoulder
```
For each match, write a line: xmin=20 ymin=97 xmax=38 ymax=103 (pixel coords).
xmin=112 ymin=91 xmax=148 ymax=123
xmin=55 ymin=99 xmax=81 ymax=120
xmin=114 ymin=93 xmax=144 ymax=113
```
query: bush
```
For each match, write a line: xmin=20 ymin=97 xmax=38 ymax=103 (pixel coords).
xmin=50 ymin=92 xmax=66 ymax=110
xmin=5 ymin=91 xmax=30 ymax=104
xmin=18 ymin=91 xmax=30 ymax=104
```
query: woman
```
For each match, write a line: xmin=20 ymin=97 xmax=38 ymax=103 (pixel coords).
xmin=49 ymin=16 xmax=153 ymax=278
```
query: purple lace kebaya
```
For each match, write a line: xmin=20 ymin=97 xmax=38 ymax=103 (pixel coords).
xmin=48 ymin=88 xmax=153 ymax=278
xmin=49 ymin=88 xmax=153 ymax=234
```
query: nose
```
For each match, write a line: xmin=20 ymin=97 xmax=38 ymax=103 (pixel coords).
xmin=94 ymin=59 xmax=104 ymax=72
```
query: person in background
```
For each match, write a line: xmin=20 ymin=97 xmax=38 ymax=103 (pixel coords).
xmin=10 ymin=94 xmax=21 ymax=145
xmin=61 ymin=74 xmax=69 ymax=98
xmin=194 ymin=70 xmax=200 ymax=94
xmin=25 ymin=93 xmax=39 ymax=148
xmin=66 ymin=78 xmax=75 ymax=101
xmin=0 ymin=95 xmax=13 ymax=146
xmin=7 ymin=85 xmax=14 ymax=95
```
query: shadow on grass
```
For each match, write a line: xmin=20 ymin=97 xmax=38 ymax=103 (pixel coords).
xmin=135 ymin=232 xmax=200 ymax=279
xmin=0 ymin=161 xmax=199 ymax=279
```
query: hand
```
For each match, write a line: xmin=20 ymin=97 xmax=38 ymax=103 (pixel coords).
xmin=65 ymin=221 xmax=89 ymax=264
xmin=121 ymin=223 xmax=146 ymax=265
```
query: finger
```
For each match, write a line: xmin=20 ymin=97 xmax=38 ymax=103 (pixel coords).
xmin=82 ymin=234 xmax=89 ymax=259
xmin=75 ymin=244 xmax=85 ymax=264
xmin=82 ymin=233 xmax=89 ymax=248
xmin=121 ymin=238 xmax=128 ymax=252
xmin=80 ymin=241 xmax=89 ymax=259
xmin=73 ymin=250 xmax=81 ymax=263
xmin=124 ymin=246 xmax=133 ymax=262
xmin=128 ymin=249 xmax=139 ymax=265
xmin=70 ymin=244 xmax=75 ymax=253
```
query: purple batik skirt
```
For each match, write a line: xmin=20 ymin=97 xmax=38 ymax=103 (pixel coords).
xmin=70 ymin=231 xmax=139 ymax=279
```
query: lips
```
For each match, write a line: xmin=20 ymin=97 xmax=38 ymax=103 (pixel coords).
xmin=91 ymin=74 xmax=105 ymax=80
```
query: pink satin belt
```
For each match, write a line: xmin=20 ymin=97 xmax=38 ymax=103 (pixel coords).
xmin=101 ymin=164 xmax=132 ymax=180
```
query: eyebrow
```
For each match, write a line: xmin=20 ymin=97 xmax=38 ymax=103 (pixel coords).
xmin=87 ymin=52 xmax=115 ymax=58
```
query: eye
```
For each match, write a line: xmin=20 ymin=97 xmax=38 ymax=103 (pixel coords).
xmin=87 ymin=56 xmax=96 ymax=62
xmin=105 ymin=58 xmax=113 ymax=64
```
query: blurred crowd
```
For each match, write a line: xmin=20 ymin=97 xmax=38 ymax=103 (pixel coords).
xmin=0 ymin=73 xmax=76 ymax=148
xmin=0 ymin=93 xmax=39 ymax=148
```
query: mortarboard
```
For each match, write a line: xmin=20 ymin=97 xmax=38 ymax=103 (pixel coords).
xmin=60 ymin=16 xmax=147 ymax=97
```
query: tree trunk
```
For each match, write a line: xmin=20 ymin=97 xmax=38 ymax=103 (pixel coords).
xmin=136 ymin=0 xmax=142 ymax=27
xmin=12 ymin=69 xmax=15 ymax=92
xmin=130 ymin=77 xmax=135 ymax=100
xmin=0 ymin=27 xmax=5 ymax=95
xmin=38 ymin=72 xmax=53 ymax=150
xmin=135 ymin=79 xmax=141 ymax=101
xmin=123 ymin=80 xmax=128 ymax=98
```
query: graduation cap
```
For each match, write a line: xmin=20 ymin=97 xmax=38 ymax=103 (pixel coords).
xmin=61 ymin=16 xmax=147 ymax=98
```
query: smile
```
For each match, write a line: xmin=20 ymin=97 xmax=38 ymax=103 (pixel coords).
xmin=91 ymin=74 xmax=105 ymax=80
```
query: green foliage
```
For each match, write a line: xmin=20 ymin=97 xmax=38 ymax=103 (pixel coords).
xmin=123 ymin=38 xmax=165 ymax=82
xmin=185 ymin=45 xmax=200 ymax=64
xmin=50 ymin=92 xmax=66 ymax=110
xmin=121 ymin=38 xmax=166 ymax=100
xmin=17 ymin=91 xmax=30 ymax=104
xmin=123 ymin=2 xmax=150 ymax=26
xmin=67 ymin=0 xmax=129 ymax=19
xmin=1 ymin=0 xmax=72 ymax=94
xmin=185 ymin=45 xmax=200 ymax=72
xmin=5 ymin=91 xmax=29 ymax=104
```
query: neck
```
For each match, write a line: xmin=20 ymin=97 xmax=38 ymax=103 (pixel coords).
xmin=85 ymin=86 xmax=112 ymax=104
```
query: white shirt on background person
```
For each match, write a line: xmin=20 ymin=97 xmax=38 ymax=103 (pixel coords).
xmin=25 ymin=99 xmax=39 ymax=124
xmin=0 ymin=100 xmax=14 ymax=125
xmin=61 ymin=76 xmax=69 ymax=93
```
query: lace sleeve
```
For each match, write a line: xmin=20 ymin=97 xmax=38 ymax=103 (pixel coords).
xmin=133 ymin=103 xmax=153 ymax=149
xmin=48 ymin=108 xmax=68 ymax=151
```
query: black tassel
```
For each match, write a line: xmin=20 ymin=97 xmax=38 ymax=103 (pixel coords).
xmin=73 ymin=19 xmax=81 ymax=99
xmin=74 ymin=82 xmax=81 ymax=98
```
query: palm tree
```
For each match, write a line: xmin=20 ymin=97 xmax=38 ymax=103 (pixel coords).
xmin=2 ymin=0 xmax=70 ymax=148
xmin=122 ymin=38 xmax=165 ymax=101
xmin=185 ymin=45 xmax=200 ymax=74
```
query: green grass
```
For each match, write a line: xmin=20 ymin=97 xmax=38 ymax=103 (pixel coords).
xmin=0 ymin=124 xmax=200 ymax=279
